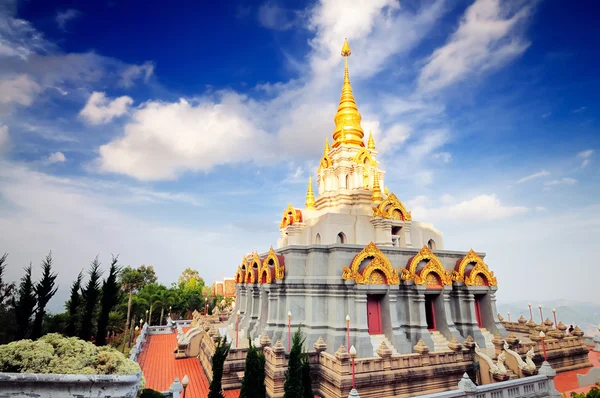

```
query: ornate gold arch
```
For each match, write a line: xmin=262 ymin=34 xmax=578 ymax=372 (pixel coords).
xmin=353 ymin=148 xmax=376 ymax=166
xmin=259 ymin=264 xmax=272 ymax=284
xmin=373 ymin=193 xmax=412 ymax=221
xmin=342 ymin=242 xmax=400 ymax=285
xmin=401 ymin=245 xmax=451 ymax=286
xmin=245 ymin=267 xmax=256 ymax=284
xmin=318 ymin=155 xmax=333 ymax=172
xmin=454 ymin=249 xmax=497 ymax=286
xmin=235 ymin=266 xmax=245 ymax=284
xmin=280 ymin=204 xmax=303 ymax=229
xmin=262 ymin=246 xmax=285 ymax=281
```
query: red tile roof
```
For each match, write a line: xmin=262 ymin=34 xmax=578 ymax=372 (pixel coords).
xmin=554 ymin=347 xmax=600 ymax=394
xmin=138 ymin=330 xmax=240 ymax=398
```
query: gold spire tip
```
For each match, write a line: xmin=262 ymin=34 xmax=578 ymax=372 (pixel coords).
xmin=341 ymin=38 xmax=351 ymax=57
xmin=305 ymin=175 xmax=315 ymax=210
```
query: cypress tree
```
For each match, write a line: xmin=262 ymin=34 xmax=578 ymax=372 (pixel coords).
xmin=31 ymin=252 xmax=58 ymax=339
xmin=208 ymin=335 xmax=231 ymax=398
xmin=80 ymin=256 xmax=102 ymax=341
xmin=284 ymin=327 xmax=306 ymax=398
xmin=14 ymin=264 xmax=36 ymax=339
xmin=97 ymin=255 xmax=121 ymax=345
xmin=240 ymin=338 xmax=266 ymax=398
xmin=0 ymin=253 xmax=16 ymax=344
xmin=65 ymin=271 xmax=83 ymax=336
xmin=301 ymin=355 xmax=313 ymax=398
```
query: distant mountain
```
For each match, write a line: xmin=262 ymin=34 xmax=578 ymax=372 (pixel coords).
xmin=496 ymin=300 xmax=600 ymax=336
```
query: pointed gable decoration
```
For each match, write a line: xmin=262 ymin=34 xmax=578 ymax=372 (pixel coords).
xmin=342 ymin=242 xmax=399 ymax=285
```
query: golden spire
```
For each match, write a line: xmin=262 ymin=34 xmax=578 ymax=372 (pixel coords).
xmin=305 ymin=176 xmax=315 ymax=209
xmin=368 ymin=131 xmax=375 ymax=150
xmin=324 ymin=138 xmax=330 ymax=155
xmin=372 ymin=171 xmax=382 ymax=204
xmin=332 ymin=38 xmax=365 ymax=149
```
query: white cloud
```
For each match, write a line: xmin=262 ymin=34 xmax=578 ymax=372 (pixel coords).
xmin=517 ymin=170 xmax=550 ymax=184
xmin=79 ymin=92 xmax=133 ymax=125
xmin=544 ymin=178 xmax=577 ymax=186
xmin=577 ymin=149 xmax=593 ymax=168
xmin=535 ymin=206 xmax=547 ymax=211
xmin=97 ymin=95 xmax=271 ymax=180
xmin=418 ymin=0 xmax=532 ymax=93
xmin=56 ymin=9 xmax=81 ymax=31
xmin=258 ymin=2 xmax=301 ymax=31
xmin=0 ymin=74 xmax=41 ymax=108
xmin=572 ymin=106 xmax=587 ymax=113
xmin=46 ymin=152 xmax=66 ymax=164
xmin=0 ymin=125 xmax=9 ymax=152
xmin=119 ymin=62 xmax=155 ymax=88
xmin=410 ymin=194 xmax=527 ymax=222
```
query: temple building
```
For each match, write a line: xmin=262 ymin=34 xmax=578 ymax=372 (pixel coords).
xmin=232 ymin=39 xmax=505 ymax=357
xmin=213 ymin=278 xmax=236 ymax=299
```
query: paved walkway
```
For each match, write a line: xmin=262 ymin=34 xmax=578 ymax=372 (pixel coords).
xmin=138 ymin=330 xmax=240 ymax=398
xmin=555 ymin=347 xmax=600 ymax=394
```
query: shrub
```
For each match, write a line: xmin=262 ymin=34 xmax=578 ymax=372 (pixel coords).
xmin=240 ymin=338 xmax=266 ymax=398
xmin=284 ymin=327 xmax=312 ymax=398
xmin=0 ymin=333 xmax=144 ymax=388
xmin=208 ymin=335 xmax=231 ymax=398
xmin=139 ymin=389 xmax=165 ymax=398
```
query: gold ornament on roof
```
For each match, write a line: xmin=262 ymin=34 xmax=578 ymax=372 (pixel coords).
xmin=353 ymin=148 xmax=376 ymax=166
xmin=305 ymin=176 xmax=315 ymax=209
xmin=372 ymin=172 xmax=382 ymax=204
xmin=455 ymin=249 xmax=497 ymax=286
xmin=368 ymin=131 xmax=376 ymax=150
xmin=280 ymin=204 xmax=303 ymax=229
xmin=319 ymin=139 xmax=333 ymax=172
xmin=342 ymin=242 xmax=400 ymax=285
xmin=373 ymin=193 xmax=412 ymax=221
xmin=262 ymin=246 xmax=285 ymax=281
xmin=401 ymin=245 xmax=451 ymax=286
xmin=332 ymin=39 xmax=365 ymax=149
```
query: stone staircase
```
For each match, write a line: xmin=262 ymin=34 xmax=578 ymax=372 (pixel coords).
xmin=369 ymin=334 xmax=398 ymax=357
xmin=479 ymin=328 xmax=495 ymax=349
xmin=430 ymin=330 xmax=450 ymax=352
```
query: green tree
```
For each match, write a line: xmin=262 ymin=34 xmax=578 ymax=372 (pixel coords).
xmin=42 ymin=312 xmax=69 ymax=335
xmin=301 ymin=355 xmax=313 ymax=398
xmin=0 ymin=253 xmax=16 ymax=344
xmin=137 ymin=265 xmax=157 ymax=287
xmin=120 ymin=266 xmax=145 ymax=337
xmin=208 ymin=335 xmax=231 ymax=398
xmin=31 ymin=252 xmax=58 ymax=339
xmin=155 ymin=288 xmax=176 ymax=326
xmin=97 ymin=255 xmax=121 ymax=345
xmin=14 ymin=264 xmax=36 ymax=339
xmin=240 ymin=338 xmax=266 ymax=398
xmin=284 ymin=327 xmax=307 ymax=398
xmin=177 ymin=267 xmax=204 ymax=287
xmin=80 ymin=257 xmax=103 ymax=341
xmin=65 ymin=271 xmax=83 ymax=337
xmin=571 ymin=386 xmax=600 ymax=397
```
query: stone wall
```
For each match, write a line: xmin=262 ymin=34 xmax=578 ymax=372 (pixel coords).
xmin=0 ymin=372 xmax=141 ymax=398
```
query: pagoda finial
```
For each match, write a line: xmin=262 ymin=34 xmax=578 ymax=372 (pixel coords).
xmin=372 ymin=171 xmax=382 ymax=204
xmin=305 ymin=176 xmax=315 ymax=209
xmin=324 ymin=138 xmax=330 ymax=155
xmin=332 ymin=38 xmax=364 ymax=149
xmin=368 ymin=131 xmax=375 ymax=150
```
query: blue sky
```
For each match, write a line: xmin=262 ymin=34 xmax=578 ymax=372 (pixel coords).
xmin=0 ymin=0 xmax=598 ymax=310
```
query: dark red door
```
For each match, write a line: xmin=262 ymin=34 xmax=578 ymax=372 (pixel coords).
xmin=425 ymin=295 xmax=436 ymax=331
xmin=474 ymin=299 xmax=483 ymax=328
xmin=367 ymin=295 xmax=382 ymax=334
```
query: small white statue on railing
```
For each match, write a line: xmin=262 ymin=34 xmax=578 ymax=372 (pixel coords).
xmin=525 ymin=346 xmax=537 ymax=370
xmin=474 ymin=343 xmax=508 ymax=377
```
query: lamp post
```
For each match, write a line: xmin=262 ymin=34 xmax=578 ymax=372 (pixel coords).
xmin=145 ymin=309 xmax=149 ymax=323
xmin=349 ymin=345 xmax=357 ymax=389
xmin=236 ymin=311 xmax=240 ymax=348
xmin=507 ymin=312 xmax=511 ymax=322
xmin=181 ymin=374 xmax=189 ymax=398
xmin=528 ymin=303 xmax=532 ymax=320
xmin=288 ymin=311 xmax=292 ymax=352
xmin=538 ymin=305 xmax=543 ymax=324
xmin=205 ymin=302 xmax=208 ymax=315
xmin=346 ymin=314 xmax=351 ymax=349
xmin=552 ymin=308 xmax=557 ymax=328
xmin=539 ymin=331 xmax=547 ymax=361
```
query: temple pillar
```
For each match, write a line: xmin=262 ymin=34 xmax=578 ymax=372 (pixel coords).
xmin=489 ymin=288 xmax=507 ymax=337
xmin=405 ymin=286 xmax=434 ymax=350
xmin=370 ymin=218 xmax=392 ymax=246
xmin=353 ymin=290 xmax=373 ymax=358
xmin=451 ymin=286 xmax=485 ymax=347
xmin=403 ymin=221 xmax=413 ymax=248
xmin=388 ymin=289 xmax=412 ymax=354
xmin=441 ymin=287 xmax=463 ymax=342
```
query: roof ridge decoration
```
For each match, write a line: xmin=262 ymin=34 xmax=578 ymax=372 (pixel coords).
xmin=373 ymin=192 xmax=412 ymax=221
xmin=280 ymin=204 xmax=303 ymax=229
xmin=401 ymin=245 xmax=451 ymax=286
xmin=244 ymin=252 xmax=261 ymax=284
xmin=236 ymin=256 xmax=249 ymax=284
xmin=353 ymin=147 xmax=376 ymax=166
xmin=261 ymin=246 xmax=285 ymax=283
xmin=342 ymin=242 xmax=400 ymax=285
xmin=454 ymin=249 xmax=498 ymax=286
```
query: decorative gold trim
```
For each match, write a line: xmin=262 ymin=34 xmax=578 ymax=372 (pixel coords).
xmin=455 ymin=249 xmax=497 ymax=286
xmin=353 ymin=148 xmax=376 ymax=166
xmin=262 ymin=246 xmax=285 ymax=281
xmin=280 ymin=204 xmax=303 ymax=229
xmin=342 ymin=242 xmax=399 ymax=285
xmin=401 ymin=246 xmax=451 ymax=286
xmin=373 ymin=193 xmax=412 ymax=221
xmin=235 ymin=266 xmax=245 ymax=284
